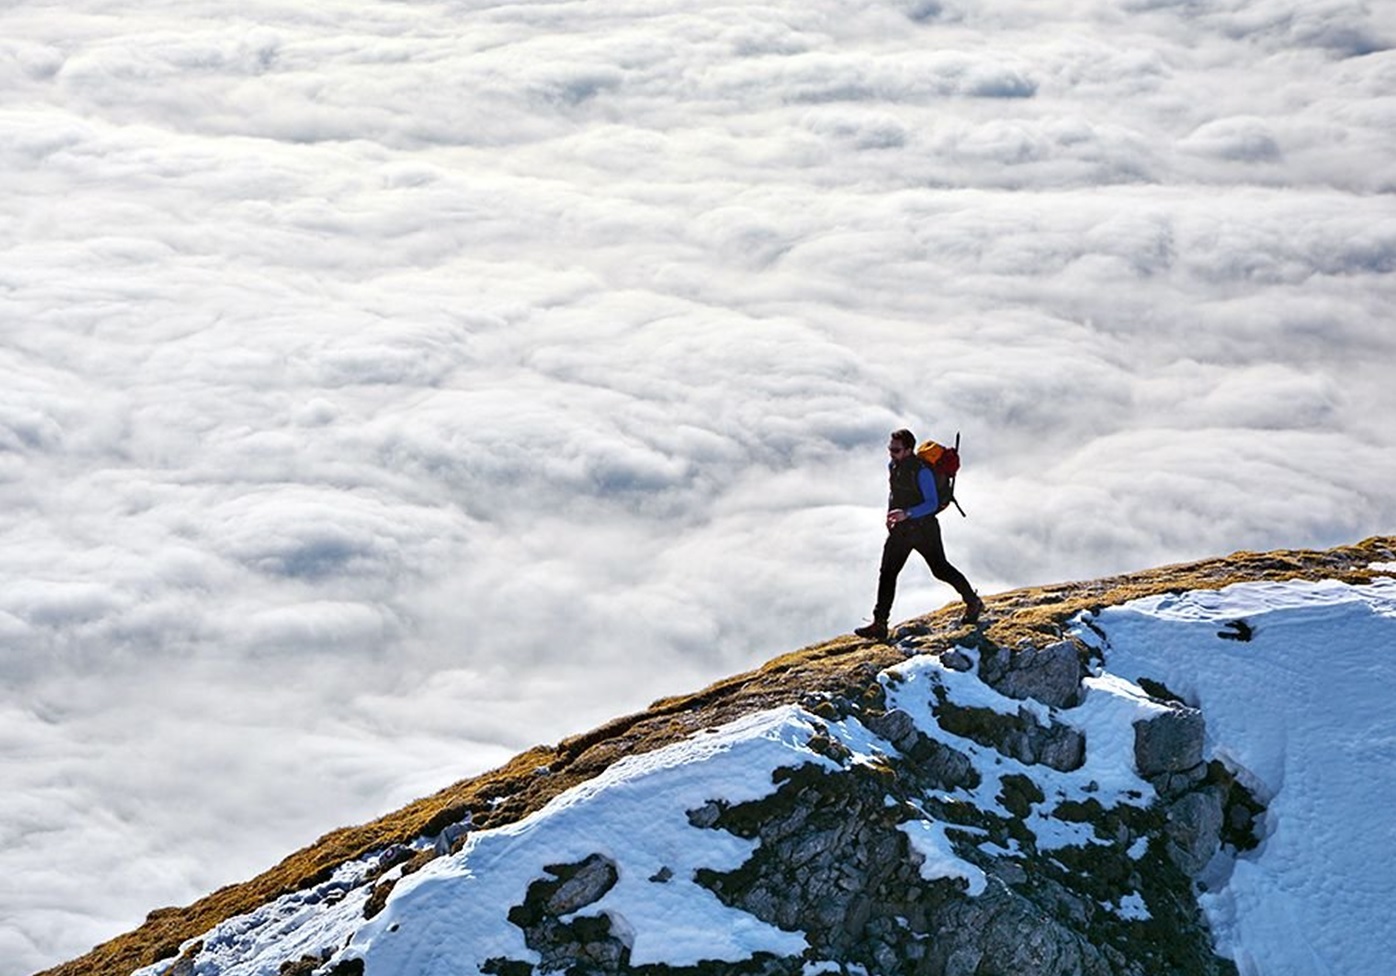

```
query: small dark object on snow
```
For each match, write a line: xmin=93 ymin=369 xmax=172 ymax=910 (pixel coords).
xmin=1217 ymin=619 xmax=1253 ymax=642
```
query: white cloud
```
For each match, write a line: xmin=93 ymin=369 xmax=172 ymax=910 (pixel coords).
xmin=2 ymin=0 xmax=1395 ymax=972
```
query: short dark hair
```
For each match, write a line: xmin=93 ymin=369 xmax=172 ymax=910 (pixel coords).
xmin=890 ymin=428 xmax=916 ymax=450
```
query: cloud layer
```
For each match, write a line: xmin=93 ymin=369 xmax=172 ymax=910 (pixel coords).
xmin=3 ymin=0 xmax=1394 ymax=971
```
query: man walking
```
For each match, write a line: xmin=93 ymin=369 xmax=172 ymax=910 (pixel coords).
xmin=854 ymin=428 xmax=983 ymax=640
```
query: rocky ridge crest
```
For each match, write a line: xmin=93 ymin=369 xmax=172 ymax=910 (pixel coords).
xmin=41 ymin=536 xmax=1396 ymax=976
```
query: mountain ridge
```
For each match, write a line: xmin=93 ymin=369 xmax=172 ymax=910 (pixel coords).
xmin=40 ymin=535 xmax=1396 ymax=976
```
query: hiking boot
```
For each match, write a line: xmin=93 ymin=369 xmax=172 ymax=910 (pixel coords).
xmin=854 ymin=620 xmax=889 ymax=641
xmin=961 ymin=594 xmax=985 ymax=626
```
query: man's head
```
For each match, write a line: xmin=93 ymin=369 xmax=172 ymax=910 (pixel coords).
xmin=888 ymin=428 xmax=916 ymax=459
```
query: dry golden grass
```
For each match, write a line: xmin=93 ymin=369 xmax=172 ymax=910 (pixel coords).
xmin=39 ymin=535 xmax=1395 ymax=976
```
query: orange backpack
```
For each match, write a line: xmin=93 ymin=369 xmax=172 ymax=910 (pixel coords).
xmin=915 ymin=433 xmax=966 ymax=517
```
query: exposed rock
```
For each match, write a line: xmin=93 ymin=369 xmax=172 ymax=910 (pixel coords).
xmin=997 ymin=772 xmax=1044 ymax=819
xmin=864 ymin=707 xmax=981 ymax=791
xmin=1165 ymin=789 xmax=1226 ymax=877
xmin=979 ymin=639 xmax=1086 ymax=708
xmin=939 ymin=648 xmax=975 ymax=672
xmin=433 ymin=821 xmax=471 ymax=856
xmin=694 ymin=763 xmax=966 ymax=967
xmin=162 ymin=943 xmax=201 ymax=976
xmin=1134 ymin=706 xmax=1206 ymax=789
xmin=908 ymin=734 xmax=982 ymax=791
xmin=542 ymin=853 xmax=619 ymax=916
xmin=688 ymin=754 xmax=1234 ymax=976
xmin=928 ymin=886 xmax=1114 ymax=976
xmin=1216 ymin=764 xmax=1268 ymax=852
xmin=932 ymin=691 xmax=1086 ymax=772
xmin=1150 ymin=763 xmax=1210 ymax=798
xmin=279 ymin=955 xmax=325 ymax=976
xmin=500 ymin=854 xmax=631 ymax=974
xmin=862 ymin=707 xmax=917 ymax=750
xmin=686 ymin=800 xmax=725 ymax=830
xmin=1132 ymin=709 xmax=1251 ymax=879
xmin=363 ymin=847 xmax=438 ymax=920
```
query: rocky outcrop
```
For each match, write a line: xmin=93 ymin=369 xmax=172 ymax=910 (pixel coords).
xmin=692 ymin=762 xmax=1121 ymax=976
xmin=1132 ymin=704 xmax=1246 ymax=878
xmin=860 ymin=707 xmax=979 ymax=792
xmin=133 ymin=634 xmax=1268 ymax=976
xmin=494 ymin=855 xmax=631 ymax=974
xmin=931 ymin=688 xmax=1086 ymax=772
xmin=474 ymin=638 xmax=1253 ymax=976
xmin=1162 ymin=790 xmax=1225 ymax=878
xmin=1134 ymin=706 xmax=1206 ymax=790
xmin=979 ymin=639 xmax=1086 ymax=709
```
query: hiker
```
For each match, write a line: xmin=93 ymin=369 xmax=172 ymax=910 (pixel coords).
xmin=854 ymin=428 xmax=983 ymax=641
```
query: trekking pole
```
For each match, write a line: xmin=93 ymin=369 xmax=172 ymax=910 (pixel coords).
xmin=951 ymin=431 xmax=967 ymax=517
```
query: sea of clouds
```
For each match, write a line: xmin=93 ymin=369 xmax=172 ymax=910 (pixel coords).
xmin=3 ymin=0 xmax=1394 ymax=971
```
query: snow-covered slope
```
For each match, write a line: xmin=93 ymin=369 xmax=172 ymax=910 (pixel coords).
xmin=115 ymin=563 xmax=1396 ymax=976
xmin=1079 ymin=577 xmax=1396 ymax=976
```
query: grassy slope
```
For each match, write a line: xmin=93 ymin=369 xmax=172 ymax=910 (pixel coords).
xmin=38 ymin=536 xmax=1396 ymax=976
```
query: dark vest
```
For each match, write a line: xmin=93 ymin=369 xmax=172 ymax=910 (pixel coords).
xmin=888 ymin=457 xmax=925 ymax=512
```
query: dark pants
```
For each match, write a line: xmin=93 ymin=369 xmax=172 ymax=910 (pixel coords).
xmin=873 ymin=517 xmax=974 ymax=623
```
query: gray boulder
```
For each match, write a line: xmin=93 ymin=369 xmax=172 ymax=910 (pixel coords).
xmin=980 ymin=639 xmax=1085 ymax=709
xmin=1133 ymin=706 xmax=1230 ymax=877
xmin=501 ymin=853 xmax=631 ymax=974
xmin=544 ymin=853 xmax=620 ymax=916
xmin=1165 ymin=788 xmax=1226 ymax=877
xmin=865 ymin=708 xmax=981 ymax=791
xmin=1134 ymin=706 xmax=1206 ymax=784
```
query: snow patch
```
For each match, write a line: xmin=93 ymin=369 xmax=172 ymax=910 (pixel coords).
xmin=1112 ymin=891 xmax=1151 ymax=922
xmin=354 ymin=706 xmax=823 ymax=972
xmin=900 ymin=817 xmax=988 ymax=895
xmin=1074 ymin=577 xmax=1396 ymax=975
